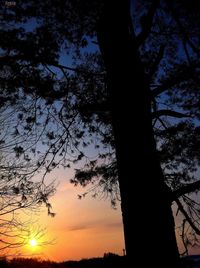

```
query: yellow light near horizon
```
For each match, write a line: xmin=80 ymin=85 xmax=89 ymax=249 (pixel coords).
xmin=29 ymin=239 xmax=38 ymax=247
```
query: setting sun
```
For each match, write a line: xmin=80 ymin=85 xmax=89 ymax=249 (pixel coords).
xmin=29 ymin=239 xmax=38 ymax=247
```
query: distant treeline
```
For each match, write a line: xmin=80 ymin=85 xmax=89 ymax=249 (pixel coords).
xmin=0 ymin=252 xmax=126 ymax=268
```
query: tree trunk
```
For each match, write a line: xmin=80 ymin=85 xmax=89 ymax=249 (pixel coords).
xmin=97 ymin=1 xmax=180 ymax=267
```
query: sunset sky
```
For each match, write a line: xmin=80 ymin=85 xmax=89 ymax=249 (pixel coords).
xmin=6 ymin=166 xmax=200 ymax=261
xmin=16 ymin=169 xmax=199 ymax=262
xmin=15 ymin=167 xmax=125 ymax=262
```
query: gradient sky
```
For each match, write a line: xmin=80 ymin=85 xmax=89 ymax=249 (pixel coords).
xmin=15 ymin=167 xmax=125 ymax=262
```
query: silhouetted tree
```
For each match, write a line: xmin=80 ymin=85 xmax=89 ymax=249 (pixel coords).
xmin=0 ymin=92 xmax=55 ymax=251
xmin=1 ymin=0 xmax=200 ymax=266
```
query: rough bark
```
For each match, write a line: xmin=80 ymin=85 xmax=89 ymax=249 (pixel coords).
xmin=97 ymin=0 xmax=180 ymax=266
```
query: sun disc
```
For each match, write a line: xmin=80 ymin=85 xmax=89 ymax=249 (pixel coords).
xmin=29 ymin=239 xmax=37 ymax=247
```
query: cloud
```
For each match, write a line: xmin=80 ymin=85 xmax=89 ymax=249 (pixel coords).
xmin=67 ymin=220 xmax=122 ymax=233
xmin=68 ymin=225 xmax=90 ymax=231
xmin=104 ymin=221 xmax=122 ymax=229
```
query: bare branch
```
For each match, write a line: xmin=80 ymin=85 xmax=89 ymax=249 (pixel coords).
xmin=172 ymin=180 xmax=200 ymax=201
xmin=180 ymin=219 xmax=189 ymax=256
xmin=176 ymin=198 xmax=200 ymax=235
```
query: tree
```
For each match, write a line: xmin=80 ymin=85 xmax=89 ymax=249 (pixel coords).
xmin=75 ymin=2 xmax=200 ymax=264
xmin=0 ymin=0 xmax=200 ymax=266
xmin=96 ymin=1 xmax=180 ymax=266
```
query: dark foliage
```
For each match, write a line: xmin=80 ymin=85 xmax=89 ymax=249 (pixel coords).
xmin=0 ymin=254 xmax=126 ymax=268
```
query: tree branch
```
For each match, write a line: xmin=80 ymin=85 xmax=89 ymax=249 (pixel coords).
xmin=78 ymin=101 xmax=111 ymax=114
xmin=46 ymin=62 xmax=105 ymax=76
xmin=149 ymin=45 xmax=165 ymax=78
xmin=152 ymin=109 xmax=190 ymax=119
xmin=151 ymin=65 xmax=197 ymax=97
xmin=166 ymin=1 xmax=200 ymax=57
xmin=136 ymin=0 xmax=159 ymax=46
xmin=172 ymin=180 xmax=200 ymax=200
xmin=180 ymin=219 xmax=189 ymax=256
xmin=0 ymin=55 xmax=104 ymax=77
xmin=176 ymin=198 xmax=200 ymax=235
